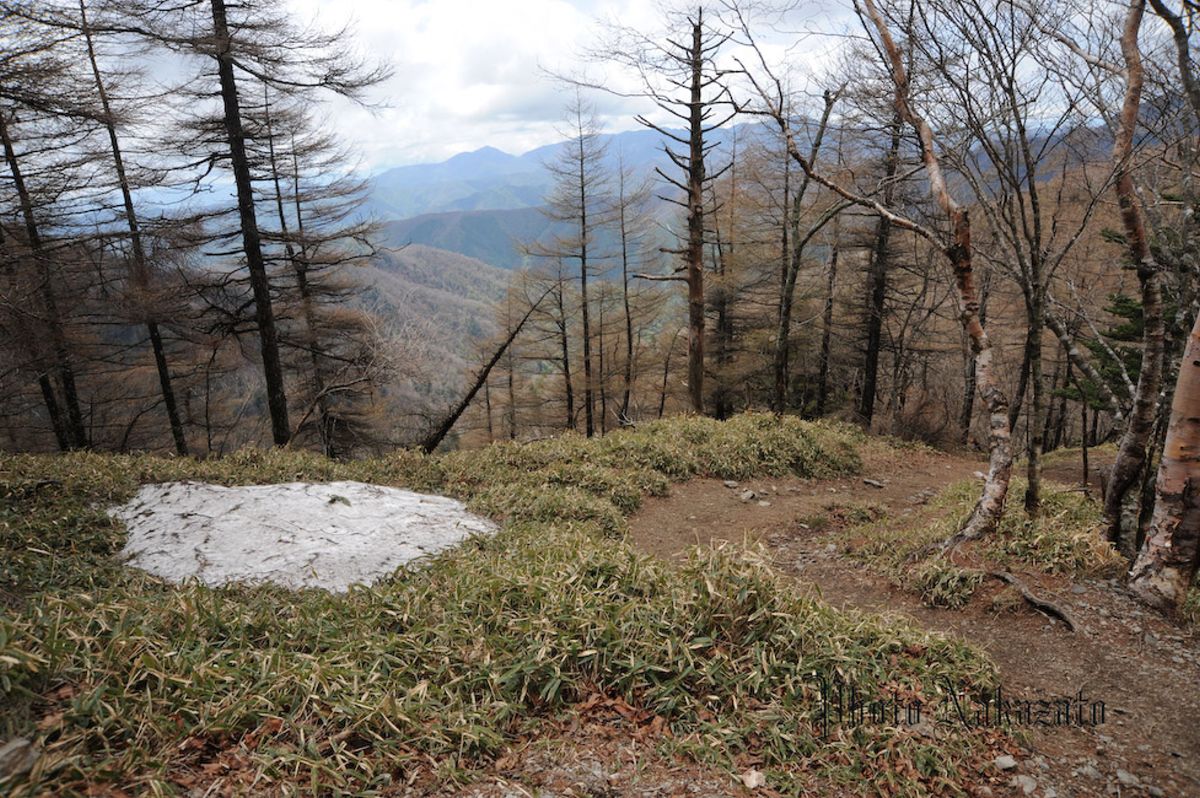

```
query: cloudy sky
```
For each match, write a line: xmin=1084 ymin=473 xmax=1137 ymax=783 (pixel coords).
xmin=284 ymin=0 xmax=850 ymax=173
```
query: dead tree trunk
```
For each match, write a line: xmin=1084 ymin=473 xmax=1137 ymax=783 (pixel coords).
xmin=1046 ymin=309 xmax=1125 ymax=421
xmin=420 ymin=289 xmax=550 ymax=453
xmin=211 ymin=0 xmax=290 ymax=446
xmin=684 ymin=13 xmax=707 ymax=416
xmin=623 ymin=7 xmax=736 ymax=416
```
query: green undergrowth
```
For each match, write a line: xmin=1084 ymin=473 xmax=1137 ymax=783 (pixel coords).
xmin=844 ymin=478 xmax=1124 ymax=608
xmin=2 ymin=413 xmax=999 ymax=796
xmin=1184 ymin=588 xmax=1200 ymax=625
xmin=1036 ymin=442 xmax=1118 ymax=468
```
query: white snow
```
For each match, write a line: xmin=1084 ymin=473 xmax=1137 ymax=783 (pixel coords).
xmin=110 ymin=481 xmax=497 ymax=592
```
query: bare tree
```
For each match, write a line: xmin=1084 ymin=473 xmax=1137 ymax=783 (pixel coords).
xmin=734 ymin=0 xmax=1013 ymax=542
xmin=771 ymin=89 xmax=843 ymax=414
xmin=596 ymin=5 xmax=737 ymax=415
xmin=530 ymin=93 xmax=610 ymax=437
xmin=0 ymin=19 xmax=92 ymax=450
xmin=419 ymin=286 xmax=552 ymax=454
xmin=611 ymin=150 xmax=657 ymax=424
xmin=77 ymin=0 xmax=188 ymax=455
xmin=1098 ymin=0 xmax=1168 ymax=547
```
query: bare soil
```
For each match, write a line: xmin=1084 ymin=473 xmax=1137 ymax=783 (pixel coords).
xmin=426 ymin=446 xmax=1197 ymax=798
xmin=622 ymin=446 xmax=1199 ymax=798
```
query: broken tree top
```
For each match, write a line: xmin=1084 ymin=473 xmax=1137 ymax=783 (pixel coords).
xmin=110 ymin=481 xmax=497 ymax=592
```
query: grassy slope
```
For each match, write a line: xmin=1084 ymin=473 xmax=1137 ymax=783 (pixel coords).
xmin=842 ymin=478 xmax=1127 ymax=609
xmin=2 ymin=415 xmax=999 ymax=796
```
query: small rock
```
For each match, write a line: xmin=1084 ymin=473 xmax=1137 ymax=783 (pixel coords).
xmin=1010 ymin=774 xmax=1037 ymax=795
xmin=1116 ymin=770 xmax=1139 ymax=787
xmin=757 ymin=500 xmax=771 ymax=507
xmin=0 ymin=737 xmax=38 ymax=779
xmin=740 ymin=769 xmax=766 ymax=789
xmin=1079 ymin=764 xmax=1102 ymax=779
xmin=739 ymin=490 xmax=756 ymax=502
xmin=1071 ymin=584 xmax=1087 ymax=594
xmin=1044 ymin=789 xmax=1057 ymax=798
xmin=1148 ymin=786 xmax=1165 ymax=797
xmin=973 ymin=470 xmax=986 ymax=479
xmin=910 ymin=720 xmax=936 ymax=738
xmin=863 ymin=478 xmax=885 ymax=488
xmin=976 ymin=788 xmax=994 ymax=798
xmin=994 ymin=754 xmax=1018 ymax=771
xmin=723 ymin=480 xmax=739 ymax=488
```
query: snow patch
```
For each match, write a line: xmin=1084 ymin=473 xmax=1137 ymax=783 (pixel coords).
xmin=110 ymin=481 xmax=497 ymax=592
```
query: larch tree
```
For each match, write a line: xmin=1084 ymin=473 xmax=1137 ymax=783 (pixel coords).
xmin=532 ymin=93 xmax=610 ymax=437
xmin=770 ymin=89 xmax=844 ymax=415
xmin=0 ymin=12 xmax=96 ymax=451
xmin=611 ymin=150 xmax=657 ymax=424
xmin=86 ymin=0 xmax=389 ymax=447
xmin=77 ymin=0 xmax=188 ymax=455
xmin=596 ymin=5 xmax=738 ymax=415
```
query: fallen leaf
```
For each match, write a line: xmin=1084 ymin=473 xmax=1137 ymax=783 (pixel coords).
xmin=741 ymin=769 xmax=766 ymax=789
xmin=36 ymin=711 xmax=64 ymax=730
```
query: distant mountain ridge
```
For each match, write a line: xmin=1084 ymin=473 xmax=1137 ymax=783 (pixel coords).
xmin=378 ymin=207 xmax=556 ymax=270
xmin=366 ymin=128 xmax=685 ymax=222
xmin=364 ymin=125 xmax=754 ymax=268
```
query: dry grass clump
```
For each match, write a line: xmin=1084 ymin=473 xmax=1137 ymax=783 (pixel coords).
xmin=2 ymin=413 xmax=997 ymax=796
xmin=845 ymin=479 xmax=1123 ymax=608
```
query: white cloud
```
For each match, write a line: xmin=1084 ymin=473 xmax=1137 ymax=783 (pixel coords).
xmin=285 ymin=0 xmax=658 ymax=170
xmin=284 ymin=0 xmax=854 ymax=172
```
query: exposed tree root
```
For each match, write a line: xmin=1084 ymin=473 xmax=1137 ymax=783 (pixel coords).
xmin=988 ymin=570 xmax=1079 ymax=632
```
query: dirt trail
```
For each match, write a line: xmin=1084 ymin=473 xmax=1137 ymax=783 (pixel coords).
xmin=628 ymin=447 xmax=1200 ymax=798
